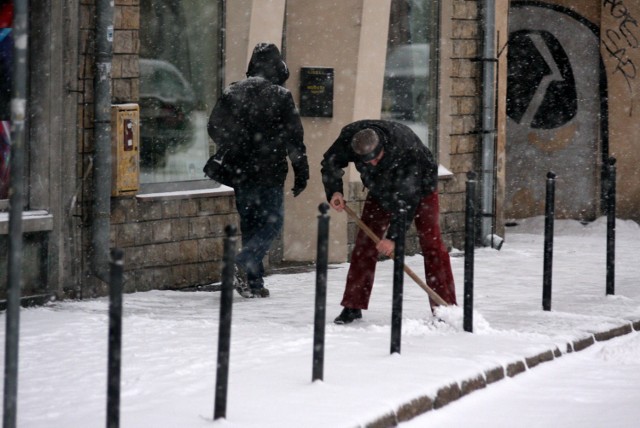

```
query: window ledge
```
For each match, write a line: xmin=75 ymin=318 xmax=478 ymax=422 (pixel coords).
xmin=0 ymin=210 xmax=54 ymax=235
xmin=438 ymin=164 xmax=454 ymax=178
xmin=136 ymin=185 xmax=235 ymax=202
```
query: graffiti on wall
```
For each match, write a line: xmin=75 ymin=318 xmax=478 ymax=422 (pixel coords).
xmin=507 ymin=30 xmax=577 ymax=131
xmin=506 ymin=3 xmax=602 ymax=220
xmin=602 ymin=0 xmax=639 ymax=116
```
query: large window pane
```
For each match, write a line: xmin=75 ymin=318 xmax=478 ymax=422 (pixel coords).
xmin=139 ymin=0 xmax=223 ymax=184
xmin=382 ymin=0 xmax=439 ymax=152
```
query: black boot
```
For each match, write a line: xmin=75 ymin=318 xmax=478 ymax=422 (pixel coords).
xmin=250 ymin=287 xmax=270 ymax=298
xmin=334 ymin=307 xmax=362 ymax=325
xmin=233 ymin=265 xmax=252 ymax=298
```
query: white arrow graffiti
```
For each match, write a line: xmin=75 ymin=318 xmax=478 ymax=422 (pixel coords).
xmin=520 ymin=33 xmax=565 ymax=126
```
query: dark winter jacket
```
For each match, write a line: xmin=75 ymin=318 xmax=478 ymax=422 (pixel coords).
xmin=207 ymin=43 xmax=308 ymax=188
xmin=321 ymin=120 xmax=438 ymax=240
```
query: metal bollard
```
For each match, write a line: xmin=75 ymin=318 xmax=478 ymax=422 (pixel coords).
xmin=214 ymin=225 xmax=237 ymax=420
xmin=463 ymin=172 xmax=477 ymax=333
xmin=107 ymin=248 xmax=124 ymax=428
xmin=543 ymin=172 xmax=556 ymax=311
xmin=3 ymin=2 xmax=29 ymax=424
xmin=391 ymin=201 xmax=407 ymax=354
xmin=312 ymin=203 xmax=331 ymax=382
xmin=606 ymin=157 xmax=616 ymax=296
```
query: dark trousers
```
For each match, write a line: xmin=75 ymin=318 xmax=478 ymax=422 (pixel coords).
xmin=341 ymin=192 xmax=457 ymax=310
xmin=234 ymin=185 xmax=284 ymax=289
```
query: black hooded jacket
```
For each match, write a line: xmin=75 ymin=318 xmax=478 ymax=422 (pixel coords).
xmin=207 ymin=43 xmax=308 ymax=187
xmin=321 ymin=120 xmax=438 ymax=240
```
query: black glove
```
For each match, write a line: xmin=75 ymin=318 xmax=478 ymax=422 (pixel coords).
xmin=292 ymin=175 xmax=307 ymax=197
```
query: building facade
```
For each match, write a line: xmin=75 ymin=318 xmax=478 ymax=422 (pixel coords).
xmin=1 ymin=0 xmax=638 ymax=303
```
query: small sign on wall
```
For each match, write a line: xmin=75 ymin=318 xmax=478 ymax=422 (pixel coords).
xmin=299 ymin=67 xmax=334 ymax=117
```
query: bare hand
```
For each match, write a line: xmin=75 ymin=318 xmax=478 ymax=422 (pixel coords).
xmin=376 ymin=239 xmax=395 ymax=257
xmin=330 ymin=192 xmax=345 ymax=212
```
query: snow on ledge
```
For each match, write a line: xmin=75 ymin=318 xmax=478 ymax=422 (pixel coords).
xmin=136 ymin=185 xmax=235 ymax=201
xmin=438 ymin=164 xmax=453 ymax=177
xmin=0 ymin=210 xmax=54 ymax=234
xmin=0 ymin=210 xmax=52 ymax=221
xmin=136 ymin=166 xmax=453 ymax=202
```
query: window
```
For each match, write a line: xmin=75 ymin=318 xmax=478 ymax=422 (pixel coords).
xmin=382 ymin=0 xmax=440 ymax=153
xmin=139 ymin=0 xmax=224 ymax=187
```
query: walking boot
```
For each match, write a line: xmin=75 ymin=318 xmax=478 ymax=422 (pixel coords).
xmin=250 ymin=287 xmax=270 ymax=298
xmin=334 ymin=307 xmax=362 ymax=324
xmin=233 ymin=265 xmax=252 ymax=298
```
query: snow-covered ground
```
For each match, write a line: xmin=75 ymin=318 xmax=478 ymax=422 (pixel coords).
xmin=402 ymin=331 xmax=640 ymax=427
xmin=1 ymin=216 xmax=640 ymax=427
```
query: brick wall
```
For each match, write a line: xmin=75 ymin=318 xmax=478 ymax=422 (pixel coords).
xmin=446 ymin=0 xmax=482 ymax=250
xmin=112 ymin=0 xmax=140 ymax=103
xmin=110 ymin=192 xmax=239 ymax=293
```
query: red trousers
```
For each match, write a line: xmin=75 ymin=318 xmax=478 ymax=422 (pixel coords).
xmin=341 ymin=192 xmax=457 ymax=310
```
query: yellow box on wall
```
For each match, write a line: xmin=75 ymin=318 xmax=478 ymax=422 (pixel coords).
xmin=111 ymin=104 xmax=140 ymax=196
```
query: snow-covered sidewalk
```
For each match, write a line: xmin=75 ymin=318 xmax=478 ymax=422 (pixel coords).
xmin=2 ymin=217 xmax=640 ymax=427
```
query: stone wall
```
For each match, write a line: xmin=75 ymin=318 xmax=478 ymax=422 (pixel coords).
xmin=112 ymin=0 xmax=140 ymax=103
xmin=0 ymin=233 xmax=49 ymax=304
xmin=446 ymin=0 xmax=482 ymax=250
xmin=110 ymin=191 xmax=239 ymax=293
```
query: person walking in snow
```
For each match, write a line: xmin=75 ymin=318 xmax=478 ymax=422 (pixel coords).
xmin=208 ymin=42 xmax=309 ymax=298
xmin=321 ymin=119 xmax=457 ymax=324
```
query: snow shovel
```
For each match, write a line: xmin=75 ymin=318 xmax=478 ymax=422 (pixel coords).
xmin=343 ymin=204 xmax=449 ymax=307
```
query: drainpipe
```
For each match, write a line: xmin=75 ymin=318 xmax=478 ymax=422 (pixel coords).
xmin=479 ymin=0 xmax=502 ymax=249
xmin=90 ymin=0 xmax=114 ymax=283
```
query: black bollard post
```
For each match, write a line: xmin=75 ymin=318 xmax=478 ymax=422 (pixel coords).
xmin=606 ymin=157 xmax=616 ymax=296
xmin=542 ymin=172 xmax=556 ymax=311
xmin=214 ymin=225 xmax=237 ymax=420
xmin=463 ymin=172 xmax=477 ymax=333
xmin=391 ymin=201 xmax=407 ymax=354
xmin=107 ymin=248 xmax=124 ymax=428
xmin=312 ymin=203 xmax=331 ymax=382
xmin=3 ymin=2 xmax=29 ymax=426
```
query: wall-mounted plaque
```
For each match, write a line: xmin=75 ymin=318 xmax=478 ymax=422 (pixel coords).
xmin=299 ymin=67 xmax=334 ymax=117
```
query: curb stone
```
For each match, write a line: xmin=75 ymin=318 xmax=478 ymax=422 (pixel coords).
xmin=395 ymin=396 xmax=433 ymax=423
xmin=525 ymin=349 xmax=555 ymax=369
xmin=594 ymin=323 xmax=633 ymax=341
xmin=505 ymin=360 xmax=526 ymax=377
xmin=484 ymin=366 xmax=504 ymax=384
xmin=459 ymin=374 xmax=486 ymax=396
xmin=433 ymin=382 xmax=462 ymax=409
xmin=570 ymin=336 xmax=595 ymax=352
xmin=360 ymin=320 xmax=640 ymax=428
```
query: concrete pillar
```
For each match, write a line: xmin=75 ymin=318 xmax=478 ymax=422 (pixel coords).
xmin=283 ymin=0 xmax=391 ymax=263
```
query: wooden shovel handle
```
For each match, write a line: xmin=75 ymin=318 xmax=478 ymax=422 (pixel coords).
xmin=343 ymin=204 xmax=449 ymax=307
